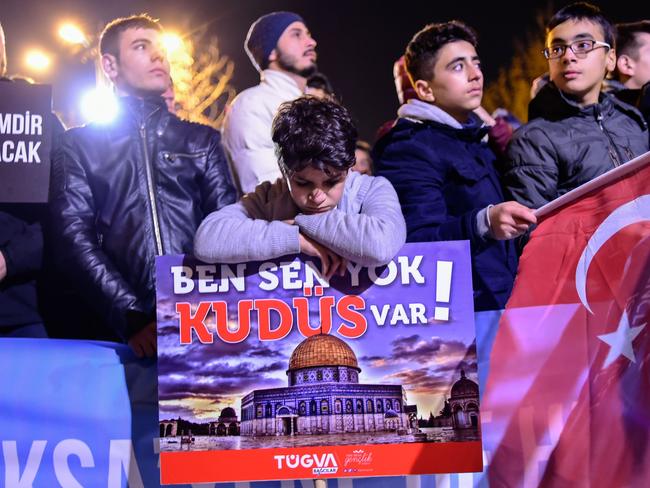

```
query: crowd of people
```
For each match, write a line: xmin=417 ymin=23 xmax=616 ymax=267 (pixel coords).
xmin=1 ymin=2 xmax=649 ymax=358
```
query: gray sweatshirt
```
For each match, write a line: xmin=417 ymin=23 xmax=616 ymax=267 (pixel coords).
xmin=194 ymin=170 xmax=406 ymax=267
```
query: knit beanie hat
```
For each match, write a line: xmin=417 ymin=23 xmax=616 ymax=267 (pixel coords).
xmin=245 ymin=11 xmax=304 ymax=72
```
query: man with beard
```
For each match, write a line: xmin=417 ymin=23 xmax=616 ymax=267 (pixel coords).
xmin=223 ymin=11 xmax=318 ymax=193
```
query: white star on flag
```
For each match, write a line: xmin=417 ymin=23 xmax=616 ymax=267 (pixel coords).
xmin=597 ymin=311 xmax=646 ymax=369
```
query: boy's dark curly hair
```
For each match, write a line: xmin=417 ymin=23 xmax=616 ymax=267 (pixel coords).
xmin=405 ymin=21 xmax=478 ymax=83
xmin=272 ymin=96 xmax=358 ymax=176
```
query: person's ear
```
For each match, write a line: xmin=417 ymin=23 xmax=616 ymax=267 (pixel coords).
xmin=414 ymin=79 xmax=435 ymax=103
xmin=101 ymin=53 xmax=119 ymax=81
xmin=268 ymin=48 xmax=277 ymax=64
xmin=605 ymin=47 xmax=617 ymax=74
xmin=616 ymin=53 xmax=635 ymax=77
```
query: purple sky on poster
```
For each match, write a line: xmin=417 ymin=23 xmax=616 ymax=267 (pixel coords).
xmin=156 ymin=242 xmax=476 ymax=425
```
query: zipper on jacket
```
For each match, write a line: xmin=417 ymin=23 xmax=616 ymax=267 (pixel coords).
xmin=595 ymin=107 xmax=624 ymax=167
xmin=624 ymin=146 xmax=635 ymax=161
xmin=162 ymin=150 xmax=207 ymax=162
xmin=140 ymin=119 xmax=164 ymax=256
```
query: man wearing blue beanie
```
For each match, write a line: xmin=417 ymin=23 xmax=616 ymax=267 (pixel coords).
xmin=223 ymin=11 xmax=318 ymax=193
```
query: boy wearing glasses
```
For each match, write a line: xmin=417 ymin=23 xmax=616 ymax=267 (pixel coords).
xmin=504 ymin=2 xmax=648 ymax=209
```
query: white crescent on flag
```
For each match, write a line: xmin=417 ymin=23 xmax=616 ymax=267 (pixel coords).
xmin=575 ymin=194 xmax=650 ymax=313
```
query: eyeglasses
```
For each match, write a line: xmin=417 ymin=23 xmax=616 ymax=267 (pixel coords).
xmin=542 ymin=40 xmax=611 ymax=59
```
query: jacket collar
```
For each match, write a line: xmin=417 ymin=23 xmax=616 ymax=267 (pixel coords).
xmin=528 ymin=82 xmax=616 ymax=120
xmin=397 ymin=99 xmax=488 ymax=141
xmin=528 ymin=81 xmax=647 ymax=129
xmin=260 ymin=69 xmax=303 ymax=97
xmin=398 ymin=99 xmax=463 ymax=128
xmin=107 ymin=95 xmax=169 ymax=133
xmin=120 ymin=95 xmax=166 ymax=120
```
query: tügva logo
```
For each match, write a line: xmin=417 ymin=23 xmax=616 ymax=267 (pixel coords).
xmin=273 ymin=453 xmax=339 ymax=474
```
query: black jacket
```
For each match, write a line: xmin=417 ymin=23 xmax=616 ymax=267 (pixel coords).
xmin=373 ymin=116 xmax=518 ymax=312
xmin=504 ymin=83 xmax=648 ymax=209
xmin=50 ymin=96 xmax=236 ymax=340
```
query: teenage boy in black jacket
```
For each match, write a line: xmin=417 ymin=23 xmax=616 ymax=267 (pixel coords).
xmin=505 ymin=3 xmax=648 ymax=209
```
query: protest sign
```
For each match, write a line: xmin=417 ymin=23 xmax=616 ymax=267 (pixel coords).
xmin=156 ymin=242 xmax=483 ymax=484
xmin=0 ymin=82 xmax=52 ymax=203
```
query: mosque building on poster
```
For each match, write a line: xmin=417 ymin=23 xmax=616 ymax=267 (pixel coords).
xmin=209 ymin=407 xmax=241 ymax=436
xmin=240 ymin=334 xmax=416 ymax=436
xmin=449 ymin=370 xmax=480 ymax=429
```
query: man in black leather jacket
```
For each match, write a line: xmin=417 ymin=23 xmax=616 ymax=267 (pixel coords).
xmin=49 ymin=15 xmax=236 ymax=357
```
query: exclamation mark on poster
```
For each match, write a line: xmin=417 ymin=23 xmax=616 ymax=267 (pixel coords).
xmin=434 ymin=261 xmax=453 ymax=321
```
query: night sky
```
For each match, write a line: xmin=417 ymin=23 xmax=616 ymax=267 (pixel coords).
xmin=1 ymin=0 xmax=646 ymax=139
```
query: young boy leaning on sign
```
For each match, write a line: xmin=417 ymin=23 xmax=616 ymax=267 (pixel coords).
xmin=194 ymin=96 xmax=407 ymax=279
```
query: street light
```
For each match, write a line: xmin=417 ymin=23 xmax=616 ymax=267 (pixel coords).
xmin=24 ymin=49 xmax=51 ymax=72
xmin=79 ymin=86 xmax=118 ymax=124
xmin=58 ymin=23 xmax=88 ymax=47
xmin=56 ymin=20 xmax=110 ymax=97
xmin=162 ymin=32 xmax=184 ymax=56
xmin=161 ymin=31 xmax=192 ymax=100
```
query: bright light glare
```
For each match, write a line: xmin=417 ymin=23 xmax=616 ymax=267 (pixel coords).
xmin=161 ymin=33 xmax=184 ymax=55
xmin=25 ymin=50 xmax=51 ymax=72
xmin=80 ymin=87 xmax=118 ymax=124
xmin=58 ymin=23 xmax=87 ymax=45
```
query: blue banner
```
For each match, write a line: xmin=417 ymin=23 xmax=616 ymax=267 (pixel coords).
xmin=0 ymin=310 xmax=500 ymax=487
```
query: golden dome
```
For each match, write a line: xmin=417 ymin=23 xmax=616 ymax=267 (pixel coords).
xmin=288 ymin=334 xmax=359 ymax=371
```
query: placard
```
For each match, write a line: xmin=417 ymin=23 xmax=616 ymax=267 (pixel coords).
xmin=156 ymin=242 xmax=482 ymax=484
xmin=0 ymin=82 xmax=52 ymax=203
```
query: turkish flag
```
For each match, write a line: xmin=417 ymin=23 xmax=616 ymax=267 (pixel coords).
xmin=483 ymin=152 xmax=650 ymax=487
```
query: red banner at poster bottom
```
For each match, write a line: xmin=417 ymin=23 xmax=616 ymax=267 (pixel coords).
xmin=160 ymin=441 xmax=482 ymax=484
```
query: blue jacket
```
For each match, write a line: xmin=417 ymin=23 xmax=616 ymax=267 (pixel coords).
xmin=373 ymin=108 xmax=518 ymax=311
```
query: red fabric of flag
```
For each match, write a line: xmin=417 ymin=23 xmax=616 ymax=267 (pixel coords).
xmin=484 ymin=152 xmax=650 ymax=487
